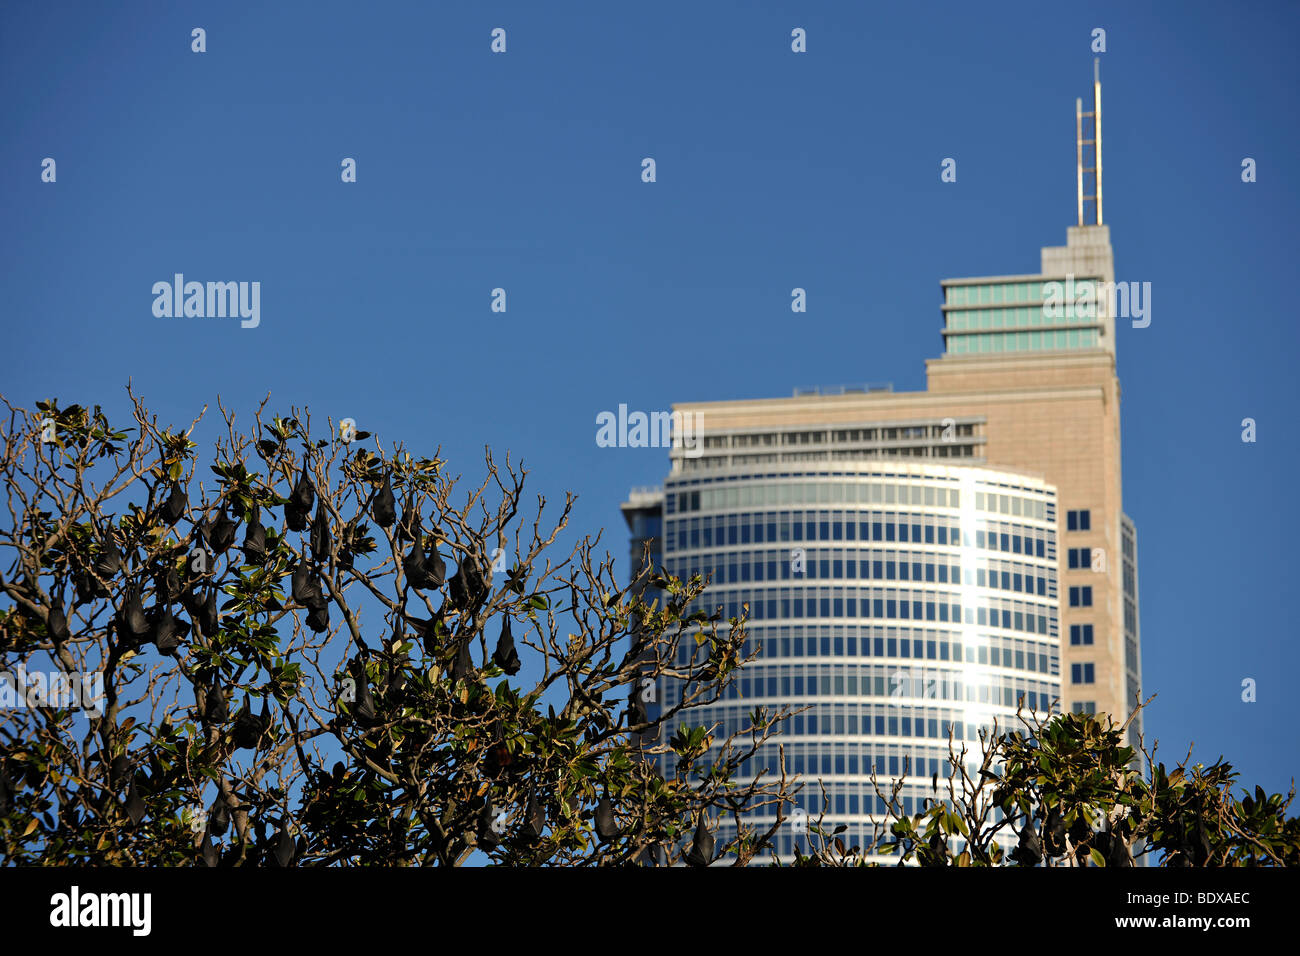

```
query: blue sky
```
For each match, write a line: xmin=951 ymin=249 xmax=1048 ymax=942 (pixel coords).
xmin=3 ymin=1 xmax=1298 ymax=798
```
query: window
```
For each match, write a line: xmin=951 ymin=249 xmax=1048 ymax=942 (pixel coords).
xmin=1070 ymin=624 xmax=1095 ymax=646
xmin=1069 ymin=586 xmax=1093 ymax=607
xmin=1066 ymin=509 xmax=1091 ymax=532
xmin=1071 ymin=701 xmax=1097 ymax=714
xmin=1067 ymin=547 xmax=1091 ymax=569
xmin=1071 ymin=663 xmax=1095 ymax=684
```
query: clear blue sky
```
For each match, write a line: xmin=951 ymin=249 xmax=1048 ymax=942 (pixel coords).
xmin=3 ymin=1 xmax=1297 ymax=798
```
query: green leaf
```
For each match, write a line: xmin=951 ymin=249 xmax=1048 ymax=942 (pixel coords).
xmin=1088 ymin=848 xmax=1106 ymax=867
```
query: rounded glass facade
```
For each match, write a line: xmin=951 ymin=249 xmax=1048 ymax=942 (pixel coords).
xmin=656 ymin=462 xmax=1060 ymax=860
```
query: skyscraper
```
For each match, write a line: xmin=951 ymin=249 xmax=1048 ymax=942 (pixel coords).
xmin=622 ymin=62 xmax=1140 ymax=860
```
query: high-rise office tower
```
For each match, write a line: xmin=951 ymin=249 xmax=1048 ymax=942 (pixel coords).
xmin=622 ymin=63 xmax=1140 ymax=860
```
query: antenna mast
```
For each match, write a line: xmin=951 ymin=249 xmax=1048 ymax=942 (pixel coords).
xmin=1076 ymin=58 xmax=1103 ymax=226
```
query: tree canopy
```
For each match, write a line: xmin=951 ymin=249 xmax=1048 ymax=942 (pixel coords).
xmin=0 ymin=392 xmax=798 ymax=865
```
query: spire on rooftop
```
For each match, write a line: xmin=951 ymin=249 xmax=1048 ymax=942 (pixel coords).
xmin=1076 ymin=58 xmax=1103 ymax=226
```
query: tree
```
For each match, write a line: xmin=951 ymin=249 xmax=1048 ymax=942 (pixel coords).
xmin=0 ymin=391 xmax=803 ymax=866
xmin=786 ymin=699 xmax=1300 ymax=867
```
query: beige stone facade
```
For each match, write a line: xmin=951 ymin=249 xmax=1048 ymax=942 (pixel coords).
xmin=668 ymin=225 xmax=1141 ymax=739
